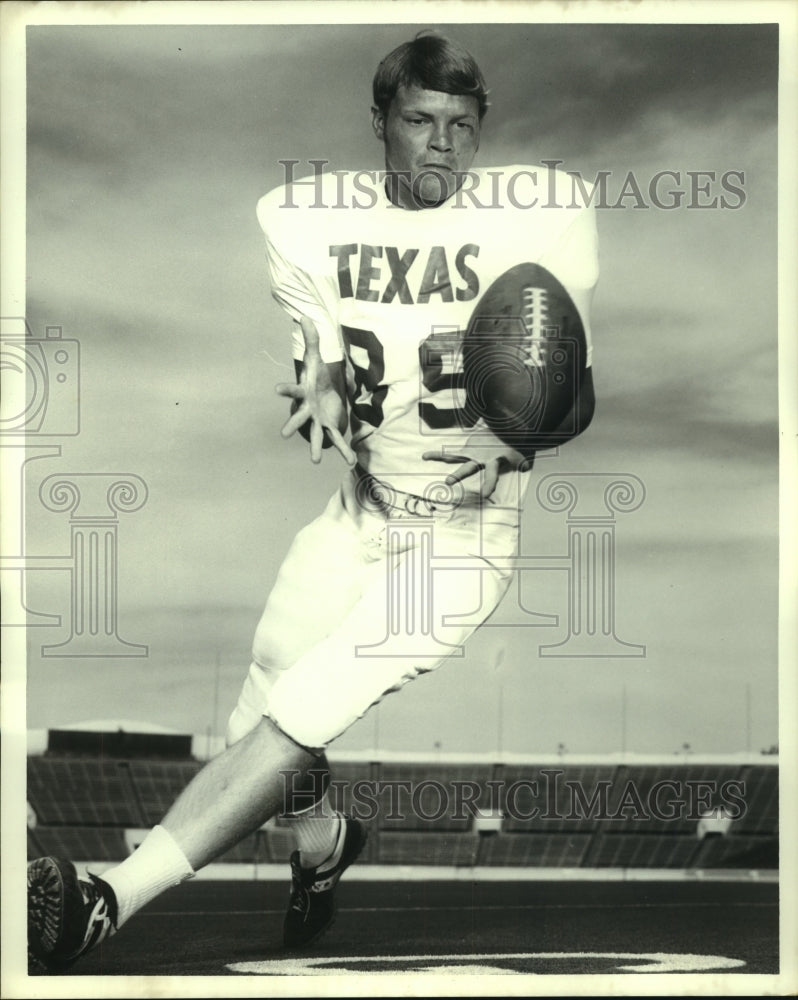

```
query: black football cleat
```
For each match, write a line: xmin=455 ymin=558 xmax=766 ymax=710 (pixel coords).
xmin=283 ymin=817 xmax=367 ymax=949
xmin=28 ymin=857 xmax=118 ymax=974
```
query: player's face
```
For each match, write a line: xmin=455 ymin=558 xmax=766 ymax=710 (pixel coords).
xmin=373 ymin=85 xmax=481 ymax=210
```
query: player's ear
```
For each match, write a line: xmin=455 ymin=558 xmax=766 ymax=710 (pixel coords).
xmin=371 ymin=106 xmax=386 ymax=142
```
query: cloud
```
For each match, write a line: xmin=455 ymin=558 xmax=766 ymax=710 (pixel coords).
xmin=476 ymin=23 xmax=777 ymax=159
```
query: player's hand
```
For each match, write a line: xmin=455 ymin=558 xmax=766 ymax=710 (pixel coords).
xmin=275 ymin=317 xmax=355 ymax=466
xmin=422 ymin=436 xmax=530 ymax=500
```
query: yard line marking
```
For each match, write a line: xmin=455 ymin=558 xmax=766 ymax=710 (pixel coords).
xmin=226 ymin=951 xmax=747 ymax=975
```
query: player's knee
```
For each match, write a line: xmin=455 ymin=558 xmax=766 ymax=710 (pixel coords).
xmin=226 ymin=660 xmax=284 ymax=748
xmin=225 ymin=705 xmax=255 ymax=748
xmin=250 ymin=622 xmax=295 ymax=675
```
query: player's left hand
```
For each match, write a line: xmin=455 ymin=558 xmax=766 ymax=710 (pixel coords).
xmin=276 ymin=317 xmax=355 ymax=467
xmin=422 ymin=438 xmax=531 ymax=500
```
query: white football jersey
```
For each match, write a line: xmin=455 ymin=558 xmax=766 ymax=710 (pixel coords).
xmin=257 ymin=165 xmax=599 ymax=507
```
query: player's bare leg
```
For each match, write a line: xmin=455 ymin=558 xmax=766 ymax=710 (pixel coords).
xmin=28 ymin=716 xmax=316 ymax=972
xmin=158 ymin=715 xmax=315 ymax=869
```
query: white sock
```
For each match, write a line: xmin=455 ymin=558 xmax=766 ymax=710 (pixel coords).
xmin=285 ymin=792 xmax=344 ymax=870
xmin=98 ymin=825 xmax=195 ymax=928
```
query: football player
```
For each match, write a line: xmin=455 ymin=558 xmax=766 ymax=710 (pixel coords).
xmin=27 ymin=31 xmax=597 ymax=971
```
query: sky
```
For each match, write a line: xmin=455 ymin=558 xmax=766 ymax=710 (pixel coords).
xmin=7 ymin=15 xmax=784 ymax=756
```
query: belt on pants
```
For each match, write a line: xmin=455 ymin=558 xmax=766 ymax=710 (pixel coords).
xmin=352 ymin=465 xmax=464 ymax=518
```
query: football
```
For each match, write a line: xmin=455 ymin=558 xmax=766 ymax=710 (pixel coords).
xmin=462 ymin=262 xmax=587 ymax=451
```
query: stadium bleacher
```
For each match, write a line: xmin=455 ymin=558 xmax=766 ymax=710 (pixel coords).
xmin=379 ymin=831 xmax=481 ymax=866
xmin=499 ymin=764 xmax=617 ymax=833
xmin=734 ymin=765 xmax=779 ymax=834
xmin=27 ymin=758 xmax=141 ymax=827
xmin=477 ymin=832 xmax=592 ymax=867
xmin=376 ymin=762 xmax=496 ymax=832
xmin=25 ymin=729 xmax=779 ymax=873
xmin=601 ymin=764 xmax=745 ymax=835
xmin=694 ymin=833 xmax=779 ymax=869
xmin=586 ymin=832 xmax=700 ymax=869
xmin=28 ymin=825 xmax=128 ymax=863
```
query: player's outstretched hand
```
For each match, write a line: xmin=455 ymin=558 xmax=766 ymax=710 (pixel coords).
xmin=422 ymin=436 xmax=531 ymax=500
xmin=276 ymin=317 xmax=355 ymax=467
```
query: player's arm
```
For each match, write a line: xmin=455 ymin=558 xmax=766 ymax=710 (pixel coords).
xmin=276 ymin=317 xmax=355 ymax=466
xmin=257 ymin=194 xmax=352 ymax=464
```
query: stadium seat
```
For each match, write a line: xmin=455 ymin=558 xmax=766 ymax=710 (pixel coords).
xmin=28 ymin=825 xmax=128 ymax=862
xmin=734 ymin=766 xmax=778 ymax=834
xmin=27 ymin=757 xmax=142 ymax=826
xmin=693 ymin=833 xmax=779 ymax=869
xmin=587 ymin=833 xmax=699 ymax=868
xmin=477 ymin=832 xmax=591 ymax=867
xmin=377 ymin=831 xmax=480 ymax=866
xmin=602 ymin=765 xmax=744 ymax=835
xmin=376 ymin=763 xmax=495 ymax=832
xmin=499 ymin=765 xmax=618 ymax=833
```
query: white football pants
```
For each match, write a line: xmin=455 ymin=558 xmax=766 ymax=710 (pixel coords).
xmin=226 ymin=469 xmax=520 ymax=751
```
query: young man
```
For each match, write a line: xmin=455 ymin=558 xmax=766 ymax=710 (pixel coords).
xmin=27 ymin=32 xmax=598 ymax=972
